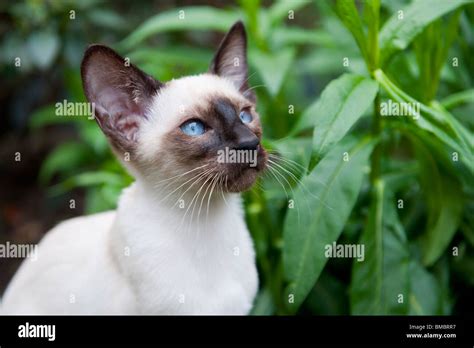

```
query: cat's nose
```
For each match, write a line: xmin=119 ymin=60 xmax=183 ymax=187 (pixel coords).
xmin=236 ymin=134 xmax=260 ymax=151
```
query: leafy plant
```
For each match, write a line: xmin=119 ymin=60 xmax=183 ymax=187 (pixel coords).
xmin=28 ymin=0 xmax=474 ymax=315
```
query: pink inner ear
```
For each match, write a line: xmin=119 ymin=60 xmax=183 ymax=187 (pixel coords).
xmin=92 ymin=85 xmax=146 ymax=142
xmin=82 ymin=45 xmax=161 ymax=151
xmin=116 ymin=114 xmax=143 ymax=142
xmin=98 ymin=85 xmax=146 ymax=118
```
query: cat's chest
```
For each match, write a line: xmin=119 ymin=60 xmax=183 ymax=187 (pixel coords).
xmin=118 ymin=213 xmax=258 ymax=314
xmin=153 ymin=239 xmax=257 ymax=314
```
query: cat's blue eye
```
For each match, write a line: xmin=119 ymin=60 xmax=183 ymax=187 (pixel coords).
xmin=239 ymin=111 xmax=253 ymax=124
xmin=180 ymin=120 xmax=206 ymax=136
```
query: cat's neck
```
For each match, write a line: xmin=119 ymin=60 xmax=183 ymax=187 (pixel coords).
xmin=109 ymin=179 xmax=247 ymax=277
xmin=113 ymin=180 xmax=243 ymax=240
xmin=108 ymin=179 xmax=256 ymax=314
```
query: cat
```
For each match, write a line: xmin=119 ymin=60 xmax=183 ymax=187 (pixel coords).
xmin=1 ymin=21 xmax=267 ymax=315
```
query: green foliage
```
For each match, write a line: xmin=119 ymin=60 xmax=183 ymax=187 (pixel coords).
xmin=350 ymin=180 xmax=411 ymax=315
xmin=25 ymin=0 xmax=474 ymax=315
xmin=284 ymin=136 xmax=376 ymax=312
xmin=119 ymin=6 xmax=241 ymax=50
xmin=379 ymin=0 xmax=470 ymax=66
xmin=310 ymin=74 xmax=377 ymax=165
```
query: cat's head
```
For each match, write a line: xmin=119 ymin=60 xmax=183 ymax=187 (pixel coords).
xmin=81 ymin=21 xmax=266 ymax=194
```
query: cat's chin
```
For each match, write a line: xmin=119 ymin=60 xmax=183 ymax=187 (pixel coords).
xmin=226 ymin=168 xmax=260 ymax=193
xmin=225 ymin=150 xmax=267 ymax=193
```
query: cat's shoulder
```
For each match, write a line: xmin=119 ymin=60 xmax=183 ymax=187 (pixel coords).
xmin=43 ymin=210 xmax=116 ymax=244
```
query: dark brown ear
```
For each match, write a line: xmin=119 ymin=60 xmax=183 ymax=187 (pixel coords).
xmin=209 ymin=21 xmax=255 ymax=102
xmin=81 ymin=44 xmax=162 ymax=153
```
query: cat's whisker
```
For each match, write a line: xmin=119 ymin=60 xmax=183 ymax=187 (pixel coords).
xmin=205 ymin=173 xmax=221 ymax=232
xmin=279 ymin=164 xmax=333 ymax=212
xmin=171 ymin=170 xmax=213 ymax=236
xmin=268 ymin=153 xmax=307 ymax=175
xmin=266 ymin=163 xmax=290 ymax=202
xmin=252 ymin=178 xmax=265 ymax=192
xmin=266 ymin=162 xmax=306 ymax=224
xmin=268 ymin=151 xmax=330 ymax=190
xmin=197 ymin=174 xmax=214 ymax=225
xmin=268 ymin=161 xmax=306 ymax=223
xmin=153 ymin=164 xmax=209 ymax=189
xmin=158 ymin=169 xmax=208 ymax=205
xmin=219 ymin=175 xmax=229 ymax=208
xmin=268 ymin=158 xmax=302 ymax=188
xmin=194 ymin=173 xmax=217 ymax=238
xmin=268 ymin=157 xmax=334 ymax=212
xmin=241 ymin=84 xmax=266 ymax=95
xmin=267 ymin=159 xmax=295 ymax=192
xmin=170 ymin=167 xmax=214 ymax=208
xmin=183 ymin=171 xmax=216 ymax=237
xmin=238 ymin=70 xmax=258 ymax=92
xmin=267 ymin=159 xmax=304 ymax=222
xmin=267 ymin=154 xmax=309 ymax=179
xmin=175 ymin=172 xmax=210 ymax=235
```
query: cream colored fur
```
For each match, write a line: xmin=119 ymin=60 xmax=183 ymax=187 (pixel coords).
xmin=1 ymin=74 xmax=258 ymax=314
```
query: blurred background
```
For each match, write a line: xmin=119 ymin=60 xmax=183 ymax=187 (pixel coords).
xmin=0 ymin=0 xmax=473 ymax=315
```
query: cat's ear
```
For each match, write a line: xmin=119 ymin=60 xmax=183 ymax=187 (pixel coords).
xmin=81 ymin=44 xmax=162 ymax=153
xmin=209 ymin=21 xmax=255 ymax=102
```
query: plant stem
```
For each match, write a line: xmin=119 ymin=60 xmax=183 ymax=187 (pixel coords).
xmin=367 ymin=0 xmax=380 ymax=71
xmin=366 ymin=0 xmax=381 ymax=182
xmin=371 ymin=94 xmax=382 ymax=184
xmin=440 ymin=89 xmax=474 ymax=110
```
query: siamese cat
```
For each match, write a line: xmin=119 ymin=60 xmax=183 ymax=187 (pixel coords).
xmin=1 ymin=21 xmax=266 ymax=314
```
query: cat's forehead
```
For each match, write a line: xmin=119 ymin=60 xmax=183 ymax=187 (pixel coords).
xmin=147 ymin=74 xmax=245 ymax=126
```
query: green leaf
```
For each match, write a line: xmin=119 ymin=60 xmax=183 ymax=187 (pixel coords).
xmin=39 ymin=142 xmax=91 ymax=184
xmin=306 ymin=272 xmax=348 ymax=315
xmin=414 ymin=11 xmax=461 ymax=102
xmin=63 ymin=69 xmax=87 ymax=102
xmin=374 ymin=69 xmax=474 ymax=173
xmin=311 ymin=74 xmax=378 ymax=164
xmin=267 ymin=0 xmax=311 ymax=25
xmin=441 ymin=89 xmax=474 ymax=109
xmin=68 ymin=172 xmax=125 ymax=187
xmin=78 ymin=122 xmax=109 ymax=156
xmin=379 ymin=0 xmax=469 ymax=65
xmin=350 ymin=180 xmax=410 ymax=314
xmin=298 ymin=48 xmax=348 ymax=76
xmin=238 ymin=0 xmax=261 ymax=46
xmin=49 ymin=171 xmax=126 ymax=196
xmin=363 ymin=0 xmax=381 ymax=70
xmin=250 ymin=287 xmax=275 ymax=315
xmin=119 ymin=7 xmax=240 ymax=50
xmin=283 ymin=136 xmax=376 ymax=312
xmin=271 ymin=27 xmax=332 ymax=47
xmin=100 ymin=185 xmax=123 ymax=207
xmin=396 ymin=121 xmax=472 ymax=186
xmin=27 ymin=30 xmax=59 ymax=69
xmin=293 ymin=75 xmax=377 ymax=136
xmin=86 ymin=9 xmax=129 ymax=30
xmin=335 ymin=0 xmax=368 ymax=63
xmin=84 ymin=187 xmax=116 ymax=214
xmin=421 ymin=180 xmax=463 ymax=266
xmin=411 ymin=136 xmax=463 ymax=266
xmin=28 ymin=105 xmax=70 ymax=129
xmin=250 ymin=48 xmax=295 ymax=96
xmin=273 ymin=137 xmax=312 ymax=170
xmin=452 ymin=243 xmax=474 ymax=286
xmin=128 ymin=47 xmax=211 ymax=68
xmin=408 ymin=261 xmax=443 ymax=315
xmin=263 ymin=137 xmax=312 ymax=202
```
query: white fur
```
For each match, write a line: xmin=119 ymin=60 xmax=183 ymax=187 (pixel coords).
xmin=1 ymin=74 xmax=258 ymax=315
xmin=1 ymin=182 xmax=258 ymax=314
xmin=138 ymin=74 xmax=247 ymax=158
